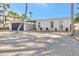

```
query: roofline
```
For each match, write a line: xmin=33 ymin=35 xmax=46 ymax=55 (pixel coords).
xmin=32 ymin=17 xmax=71 ymax=21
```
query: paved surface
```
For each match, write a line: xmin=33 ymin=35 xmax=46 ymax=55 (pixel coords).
xmin=0 ymin=31 xmax=79 ymax=56
xmin=74 ymin=31 xmax=79 ymax=40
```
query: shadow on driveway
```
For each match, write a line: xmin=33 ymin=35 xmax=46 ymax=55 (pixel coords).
xmin=0 ymin=32 xmax=79 ymax=56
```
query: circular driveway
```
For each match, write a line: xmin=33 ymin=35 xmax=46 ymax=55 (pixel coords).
xmin=0 ymin=31 xmax=79 ymax=56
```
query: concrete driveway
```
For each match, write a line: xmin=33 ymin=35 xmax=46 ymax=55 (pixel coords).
xmin=0 ymin=31 xmax=79 ymax=56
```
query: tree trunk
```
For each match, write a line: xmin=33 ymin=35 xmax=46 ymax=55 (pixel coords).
xmin=3 ymin=4 xmax=6 ymax=30
xmin=16 ymin=3 xmax=27 ymax=33
xmin=70 ymin=3 xmax=74 ymax=36
xmin=16 ymin=19 xmax=24 ymax=33
xmin=3 ymin=15 xmax=6 ymax=30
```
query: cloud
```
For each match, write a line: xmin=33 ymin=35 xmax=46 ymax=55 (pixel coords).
xmin=37 ymin=3 xmax=48 ymax=7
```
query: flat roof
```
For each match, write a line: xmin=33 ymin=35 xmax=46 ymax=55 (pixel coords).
xmin=32 ymin=17 xmax=71 ymax=21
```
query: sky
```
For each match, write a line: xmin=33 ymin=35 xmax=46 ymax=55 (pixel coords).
xmin=10 ymin=3 xmax=78 ymax=19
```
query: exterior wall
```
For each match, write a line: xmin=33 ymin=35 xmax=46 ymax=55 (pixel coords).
xmin=63 ymin=19 xmax=71 ymax=31
xmin=36 ymin=20 xmax=60 ymax=31
xmin=36 ymin=21 xmax=51 ymax=31
xmin=52 ymin=20 xmax=60 ymax=31
xmin=24 ymin=22 xmax=34 ymax=31
xmin=9 ymin=23 xmax=12 ymax=31
xmin=36 ymin=18 xmax=71 ymax=31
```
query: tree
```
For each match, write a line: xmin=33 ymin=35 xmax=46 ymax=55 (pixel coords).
xmin=76 ymin=3 xmax=79 ymax=9
xmin=8 ymin=11 xmax=19 ymax=21
xmin=70 ymin=3 xmax=74 ymax=36
xmin=74 ymin=4 xmax=79 ymax=23
xmin=21 ymin=13 xmax=27 ymax=19
xmin=16 ymin=3 xmax=28 ymax=32
xmin=0 ymin=3 xmax=10 ymax=30
xmin=74 ymin=13 xmax=79 ymax=23
xmin=28 ymin=12 xmax=32 ymax=20
xmin=12 ymin=12 xmax=19 ymax=21
xmin=16 ymin=3 xmax=32 ymax=33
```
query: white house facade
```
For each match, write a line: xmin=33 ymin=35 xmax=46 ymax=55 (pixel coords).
xmin=35 ymin=17 xmax=71 ymax=32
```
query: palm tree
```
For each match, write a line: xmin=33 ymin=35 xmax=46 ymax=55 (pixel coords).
xmin=8 ymin=11 xmax=14 ymax=21
xmin=71 ymin=3 xmax=74 ymax=36
xmin=21 ymin=14 xmax=27 ymax=19
xmin=29 ymin=12 xmax=32 ymax=20
xmin=16 ymin=13 xmax=26 ymax=32
xmin=9 ymin=11 xmax=19 ymax=21
xmin=16 ymin=3 xmax=28 ymax=32
xmin=12 ymin=12 xmax=19 ymax=21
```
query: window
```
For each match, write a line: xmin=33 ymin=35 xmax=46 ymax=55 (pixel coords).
xmin=59 ymin=21 xmax=63 ymax=30
xmin=59 ymin=21 xmax=63 ymax=25
xmin=51 ymin=21 xmax=53 ymax=28
xmin=38 ymin=22 xmax=40 ymax=28
xmin=59 ymin=25 xmax=63 ymax=29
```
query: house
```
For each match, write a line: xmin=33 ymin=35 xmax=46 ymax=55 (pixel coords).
xmin=0 ymin=16 xmax=72 ymax=32
xmin=35 ymin=17 xmax=71 ymax=32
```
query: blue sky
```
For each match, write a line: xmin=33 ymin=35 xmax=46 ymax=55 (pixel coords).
xmin=10 ymin=3 xmax=78 ymax=19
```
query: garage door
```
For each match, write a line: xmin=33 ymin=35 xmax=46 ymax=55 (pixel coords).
xmin=12 ymin=23 xmax=24 ymax=31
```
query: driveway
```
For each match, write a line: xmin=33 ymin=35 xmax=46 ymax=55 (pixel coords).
xmin=0 ymin=31 xmax=79 ymax=56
